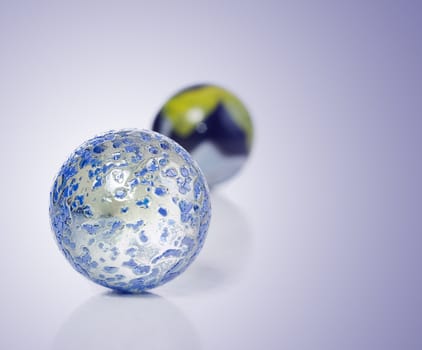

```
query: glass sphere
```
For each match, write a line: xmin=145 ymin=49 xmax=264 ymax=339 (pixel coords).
xmin=152 ymin=84 xmax=253 ymax=187
xmin=49 ymin=129 xmax=211 ymax=293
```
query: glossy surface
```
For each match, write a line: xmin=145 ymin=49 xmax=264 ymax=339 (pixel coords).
xmin=3 ymin=2 xmax=421 ymax=349
xmin=153 ymin=84 xmax=253 ymax=187
xmin=49 ymin=129 xmax=211 ymax=293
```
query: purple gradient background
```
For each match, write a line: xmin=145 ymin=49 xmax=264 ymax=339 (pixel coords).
xmin=0 ymin=1 xmax=421 ymax=349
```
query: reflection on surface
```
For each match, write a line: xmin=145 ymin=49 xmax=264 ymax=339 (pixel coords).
xmin=52 ymin=292 xmax=200 ymax=350
xmin=164 ymin=192 xmax=253 ymax=294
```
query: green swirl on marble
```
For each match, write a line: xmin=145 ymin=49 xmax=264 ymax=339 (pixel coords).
xmin=162 ymin=85 xmax=253 ymax=148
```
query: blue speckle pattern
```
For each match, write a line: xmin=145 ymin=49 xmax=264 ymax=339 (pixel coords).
xmin=49 ymin=129 xmax=211 ymax=293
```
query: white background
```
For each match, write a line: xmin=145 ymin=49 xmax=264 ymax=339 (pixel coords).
xmin=0 ymin=1 xmax=421 ymax=349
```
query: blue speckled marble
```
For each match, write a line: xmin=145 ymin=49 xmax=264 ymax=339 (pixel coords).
xmin=49 ymin=129 xmax=211 ymax=293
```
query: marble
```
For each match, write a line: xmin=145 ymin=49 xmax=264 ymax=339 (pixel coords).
xmin=49 ymin=129 xmax=211 ymax=293
xmin=153 ymin=84 xmax=254 ymax=187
